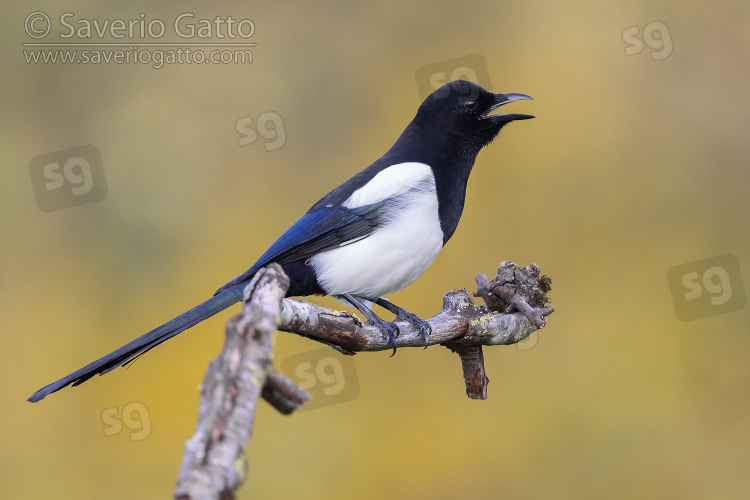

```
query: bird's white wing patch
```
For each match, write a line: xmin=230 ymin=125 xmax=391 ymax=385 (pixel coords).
xmin=310 ymin=164 xmax=443 ymax=299
xmin=343 ymin=162 xmax=434 ymax=209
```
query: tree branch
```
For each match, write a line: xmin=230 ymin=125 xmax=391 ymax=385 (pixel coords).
xmin=174 ymin=264 xmax=306 ymax=500
xmin=174 ymin=261 xmax=553 ymax=498
xmin=274 ymin=261 xmax=553 ymax=398
xmin=277 ymin=285 xmax=550 ymax=352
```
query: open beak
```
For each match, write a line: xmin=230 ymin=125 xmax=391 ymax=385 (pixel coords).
xmin=480 ymin=93 xmax=534 ymax=122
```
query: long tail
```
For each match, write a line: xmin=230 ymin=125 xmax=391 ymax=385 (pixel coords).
xmin=28 ymin=283 xmax=246 ymax=402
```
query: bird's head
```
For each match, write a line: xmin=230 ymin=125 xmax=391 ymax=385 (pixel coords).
xmin=417 ymin=80 xmax=534 ymax=150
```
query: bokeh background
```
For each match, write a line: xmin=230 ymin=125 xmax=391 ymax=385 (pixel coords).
xmin=3 ymin=1 xmax=750 ymax=498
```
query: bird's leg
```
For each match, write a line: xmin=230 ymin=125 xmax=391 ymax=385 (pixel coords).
xmin=340 ymin=294 xmax=399 ymax=356
xmin=375 ymin=298 xmax=431 ymax=348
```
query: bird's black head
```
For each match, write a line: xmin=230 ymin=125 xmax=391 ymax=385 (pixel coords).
xmin=415 ymin=80 xmax=534 ymax=153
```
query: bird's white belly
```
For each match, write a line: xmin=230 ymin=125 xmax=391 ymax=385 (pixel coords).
xmin=309 ymin=170 xmax=443 ymax=299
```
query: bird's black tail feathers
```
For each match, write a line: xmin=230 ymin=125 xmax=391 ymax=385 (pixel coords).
xmin=27 ymin=283 xmax=246 ymax=402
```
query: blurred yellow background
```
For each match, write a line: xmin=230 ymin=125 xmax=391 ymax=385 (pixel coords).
xmin=3 ymin=1 xmax=750 ymax=499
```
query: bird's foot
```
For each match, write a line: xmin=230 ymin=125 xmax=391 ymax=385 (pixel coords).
xmin=340 ymin=294 xmax=401 ymax=356
xmin=394 ymin=310 xmax=431 ymax=348
xmin=365 ymin=315 xmax=400 ymax=357
xmin=375 ymin=298 xmax=432 ymax=349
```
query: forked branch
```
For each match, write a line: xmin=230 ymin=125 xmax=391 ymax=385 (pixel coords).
xmin=174 ymin=261 xmax=553 ymax=499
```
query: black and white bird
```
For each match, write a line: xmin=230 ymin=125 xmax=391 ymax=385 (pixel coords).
xmin=28 ymin=80 xmax=533 ymax=402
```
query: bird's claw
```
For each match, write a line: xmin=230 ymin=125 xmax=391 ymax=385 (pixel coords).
xmin=417 ymin=320 xmax=431 ymax=348
xmin=395 ymin=311 xmax=432 ymax=348
xmin=366 ymin=317 xmax=400 ymax=356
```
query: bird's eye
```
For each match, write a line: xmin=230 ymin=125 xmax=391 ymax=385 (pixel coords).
xmin=463 ymin=99 xmax=477 ymax=110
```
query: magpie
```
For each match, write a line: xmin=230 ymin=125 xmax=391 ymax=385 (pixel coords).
xmin=28 ymin=80 xmax=533 ymax=402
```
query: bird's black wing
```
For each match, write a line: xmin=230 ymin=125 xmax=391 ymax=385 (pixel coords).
xmin=214 ymin=201 xmax=386 ymax=294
